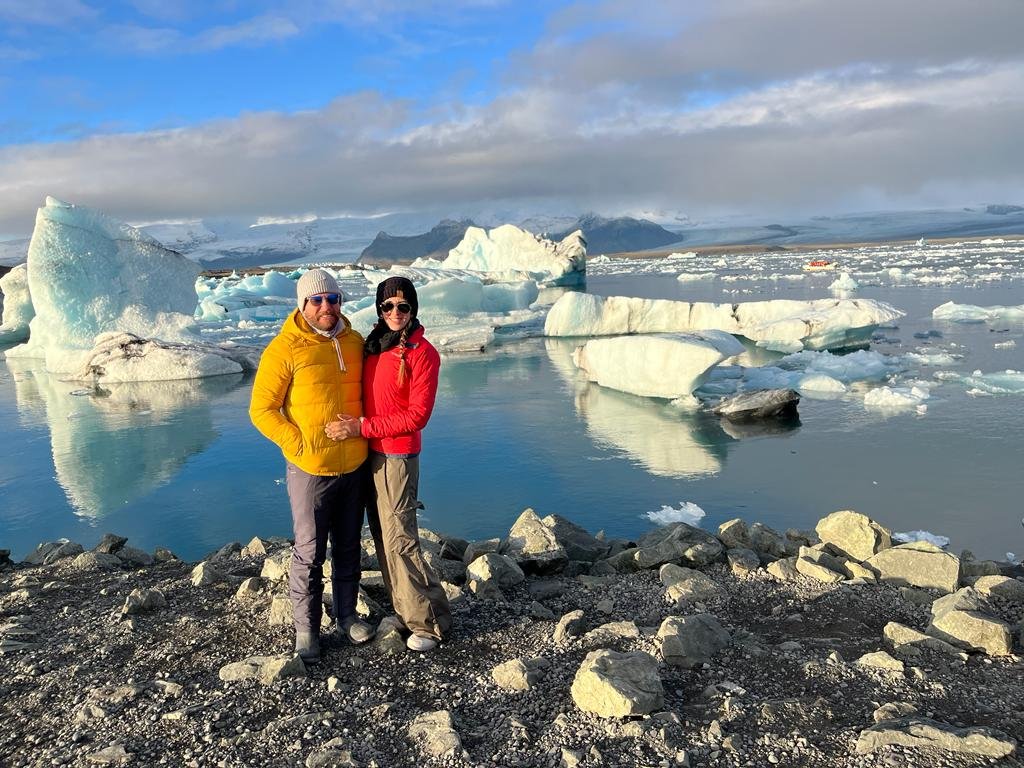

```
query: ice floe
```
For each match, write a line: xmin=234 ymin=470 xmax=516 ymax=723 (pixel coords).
xmin=645 ymin=502 xmax=706 ymax=526
xmin=572 ymin=331 xmax=744 ymax=399
xmin=932 ymin=301 xmax=1024 ymax=323
xmin=543 ymin=292 xmax=904 ymax=352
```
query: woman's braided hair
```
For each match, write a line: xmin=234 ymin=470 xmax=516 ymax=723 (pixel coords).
xmin=395 ymin=324 xmax=410 ymax=386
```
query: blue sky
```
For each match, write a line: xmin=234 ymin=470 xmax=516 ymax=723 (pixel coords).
xmin=1 ymin=0 xmax=1023 ymax=236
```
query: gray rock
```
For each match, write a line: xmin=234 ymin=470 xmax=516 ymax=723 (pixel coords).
xmin=218 ymin=654 xmax=306 ymax=685
xmin=85 ymin=744 xmax=131 ymax=765
xmin=236 ymin=576 xmax=269 ymax=600
xmin=190 ymin=561 xmax=227 ymax=587
xmin=883 ymin=622 xmax=963 ymax=656
xmin=927 ymin=609 xmax=1013 ymax=656
xmin=261 ymin=549 xmax=292 ymax=581
xmin=815 ymin=510 xmax=892 ymax=562
xmin=766 ymin=557 xmax=799 ymax=581
xmin=872 ymin=702 xmax=919 ymax=723
xmin=584 ymin=621 xmax=640 ymax=643
xmin=748 ymin=523 xmax=789 ymax=559
xmin=726 ymin=548 xmax=760 ymax=576
xmin=713 ymin=388 xmax=799 ymax=419
xmin=658 ymin=613 xmax=731 ymax=668
xmin=542 ymin=514 xmax=609 ymax=562
xmin=931 ymin=587 xmax=984 ymax=618
xmin=501 ymin=508 xmax=569 ymax=575
xmin=465 ymin=553 xmax=525 ymax=587
xmin=153 ymin=547 xmax=178 ymax=562
xmin=438 ymin=535 xmax=469 ymax=561
xmin=71 ymin=552 xmax=124 ymax=571
xmin=492 ymin=658 xmax=546 ymax=691
xmin=554 ymin=609 xmax=586 ymax=643
xmin=855 ymin=650 xmax=904 ymax=673
xmin=717 ymin=519 xmax=749 ymax=549
xmin=570 ymin=649 xmax=665 ymax=717
xmin=660 ymin=564 xmax=723 ymax=603
xmin=306 ymin=748 xmax=359 ymax=768
xmin=795 ymin=547 xmax=846 ymax=583
xmin=94 ymin=534 xmax=128 ymax=554
xmin=467 ymin=578 xmax=504 ymax=601
xmin=268 ymin=594 xmax=292 ymax=626
xmin=241 ymin=536 xmax=270 ymax=558
xmin=856 ymin=716 xmax=1017 ymax=757
xmin=116 ymin=546 xmax=154 ymax=567
xmin=121 ymin=587 xmax=166 ymax=616
xmin=865 ymin=542 xmax=960 ymax=593
xmin=462 ymin=538 xmax=501 ymax=565
xmin=972 ymin=575 xmax=1024 ymax=602
xmin=408 ymin=710 xmax=462 ymax=758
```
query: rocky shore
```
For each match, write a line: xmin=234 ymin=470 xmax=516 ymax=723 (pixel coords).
xmin=2 ymin=509 xmax=1022 ymax=768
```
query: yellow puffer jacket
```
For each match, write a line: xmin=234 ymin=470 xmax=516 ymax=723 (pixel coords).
xmin=249 ymin=309 xmax=368 ymax=476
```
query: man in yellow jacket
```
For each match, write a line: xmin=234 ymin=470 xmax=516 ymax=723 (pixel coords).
xmin=250 ymin=269 xmax=374 ymax=663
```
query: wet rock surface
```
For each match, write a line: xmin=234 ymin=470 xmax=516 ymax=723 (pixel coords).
xmin=2 ymin=512 xmax=1022 ymax=767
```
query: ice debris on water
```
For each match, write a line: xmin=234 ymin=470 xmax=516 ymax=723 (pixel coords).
xmin=646 ymin=502 xmax=706 ymax=526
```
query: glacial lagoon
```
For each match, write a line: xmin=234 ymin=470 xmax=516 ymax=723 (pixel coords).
xmin=2 ymin=242 xmax=1023 ymax=562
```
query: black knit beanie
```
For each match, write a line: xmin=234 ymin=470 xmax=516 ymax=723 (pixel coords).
xmin=375 ymin=276 xmax=419 ymax=319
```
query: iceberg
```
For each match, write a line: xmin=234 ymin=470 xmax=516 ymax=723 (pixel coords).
xmin=959 ymin=369 xmax=1024 ymax=395
xmin=828 ymin=271 xmax=859 ymax=296
xmin=0 ymin=264 xmax=34 ymax=344
xmin=412 ymin=224 xmax=586 ymax=286
xmin=572 ymin=331 xmax=744 ymax=399
xmin=932 ymin=301 xmax=1024 ymax=323
xmin=544 ymin=292 xmax=904 ymax=351
xmin=863 ymin=384 xmax=930 ymax=410
xmin=4 ymin=198 xmax=257 ymax=381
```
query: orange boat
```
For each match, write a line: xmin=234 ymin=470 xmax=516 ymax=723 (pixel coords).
xmin=803 ymin=259 xmax=837 ymax=271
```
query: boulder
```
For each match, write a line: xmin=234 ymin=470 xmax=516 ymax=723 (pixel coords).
xmin=465 ymin=553 xmax=525 ymax=588
xmin=855 ymin=651 xmax=904 ymax=673
xmin=931 ymin=587 xmax=984 ymax=618
xmin=570 ymin=649 xmax=665 ymax=718
xmin=856 ymin=717 xmax=1016 ymax=757
xmin=767 ymin=557 xmax=800 ymax=581
xmin=972 ymin=575 xmax=1024 ymax=602
xmin=927 ymin=610 xmax=1013 ymax=656
xmin=467 ymin=579 xmax=504 ymax=601
xmin=554 ymin=609 xmax=586 ymax=643
xmin=542 ymin=514 xmax=610 ymax=562
xmin=218 ymin=654 xmax=306 ymax=685
xmin=584 ymin=621 xmax=640 ymax=643
xmin=261 ymin=549 xmax=292 ymax=581
xmin=268 ymin=594 xmax=292 ymax=626
xmin=241 ymin=536 xmax=270 ymax=558
xmin=660 ymin=564 xmax=723 ymax=603
xmin=408 ymin=711 xmax=462 ymax=759
xmin=121 ymin=588 xmax=166 ymax=616
xmin=795 ymin=547 xmax=846 ymax=583
xmin=190 ymin=561 xmax=227 ymax=587
xmin=116 ymin=546 xmax=154 ymax=567
xmin=815 ymin=510 xmax=892 ymax=561
xmin=865 ymin=542 xmax=960 ymax=593
xmin=658 ymin=614 xmax=730 ymax=668
xmin=235 ymin=577 xmax=269 ymax=601
xmin=747 ymin=523 xmax=788 ymax=560
xmin=492 ymin=658 xmax=547 ymax=691
xmin=71 ymin=552 xmax=123 ymax=571
xmin=726 ymin=548 xmax=760 ymax=577
xmin=500 ymin=508 xmax=569 ymax=575
xmin=717 ymin=519 xmax=749 ymax=549
xmin=462 ymin=538 xmax=501 ymax=565
xmin=94 ymin=534 xmax=128 ymax=554
xmin=883 ymin=622 xmax=963 ymax=656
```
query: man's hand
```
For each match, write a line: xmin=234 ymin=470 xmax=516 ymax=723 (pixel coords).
xmin=325 ymin=413 xmax=362 ymax=441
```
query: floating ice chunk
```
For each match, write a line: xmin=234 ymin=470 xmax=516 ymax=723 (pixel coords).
xmin=958 ymin=369 xmax=1024 ymax=395
xmin=572 ymin=331 xmax=743 ymax=399
xmin=676 ymin=271 xmax=715 ymax=282
xmin=904 ymin=350 xmax=959 ymax=366
xmin=863 ymin=384 xmax=930 ymax=410
xmin=932 ymin=301 xmax=1024 ymax=323
xmin=784 ymin=348 xmax=900 ymax=382
xmin=798 ymin=374 xmax=847 ymax=394
xmin=545 ymin=292 xmax=904 ymax=352
xmin=994 ymin=339 xmax=1017 ymax=350
xmin=646 ymin=502 xmax=706 ymax=526
xmin=0 ymin=264 xmax=34 ymax=344
xmin=666 ymin=251 xmax=697 ymax=260
xmin=5 ymin=197 xmax=202 ymax=375
xmin=828 ymin=271 xmax=859 ymax=296
xmin=71 ymin=331 xmax=258 ymax=382
xmin=893 ymin=530 xmax=949 ymax=548
xmin=414 ymin=224 xmax=585 ymax=286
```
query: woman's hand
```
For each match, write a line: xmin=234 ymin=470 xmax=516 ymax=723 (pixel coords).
xmin=325 ymin=414 xmax=362 ymax=441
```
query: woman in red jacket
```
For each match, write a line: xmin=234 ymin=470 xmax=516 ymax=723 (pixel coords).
xmin=334 ymin=276 xmax=452 ymax=651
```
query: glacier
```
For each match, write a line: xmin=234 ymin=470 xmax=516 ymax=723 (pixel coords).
xmin=544 ymin=292 xmax=905 ymax=352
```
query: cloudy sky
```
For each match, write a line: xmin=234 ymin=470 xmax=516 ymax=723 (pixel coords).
xmin=1 ymin=0 xmax=1022 ymax=237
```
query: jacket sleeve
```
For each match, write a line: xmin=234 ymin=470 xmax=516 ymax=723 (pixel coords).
xmin=360 ymin=345 xmax=440 ymax=439
xmin=249 ymin=339 xmax=304 ymax=456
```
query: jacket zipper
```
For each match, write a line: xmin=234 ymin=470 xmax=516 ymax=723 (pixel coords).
xmin=332 ymin=337 xmax=347 ymax=372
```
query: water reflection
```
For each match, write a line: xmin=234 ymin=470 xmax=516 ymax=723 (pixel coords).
xmin=7 ymin=358 xmax=245 ymax=519
xmin=542 ymin=338 xmax=732 ymax=478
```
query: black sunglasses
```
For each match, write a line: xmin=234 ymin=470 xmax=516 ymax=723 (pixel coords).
xmin=307 ymin=293 xmax=340 ymax=306
xmin=380 ymin=301 xmax=412 ymax=314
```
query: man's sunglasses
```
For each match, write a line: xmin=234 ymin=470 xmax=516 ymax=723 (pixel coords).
xmin=307 ymin=293 xmax=341 ymax=306
xmin=380 ymin=301 xmax=412 ymax=314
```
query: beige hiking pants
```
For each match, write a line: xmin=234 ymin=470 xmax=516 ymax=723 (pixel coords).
xmin=367 ymin=453 xmax=452 ymax=640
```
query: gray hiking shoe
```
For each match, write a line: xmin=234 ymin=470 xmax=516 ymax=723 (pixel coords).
xmin=295 ymin=630 xmax=320 ymax=663
xmin=340 ymin=616 xmax=375 ymax=645
xmin=406 ymin=633 xmax=438 ymax=652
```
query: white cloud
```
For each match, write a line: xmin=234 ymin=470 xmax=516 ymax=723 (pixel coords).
xmin=0 ymin=0 xmax=96 ymax=26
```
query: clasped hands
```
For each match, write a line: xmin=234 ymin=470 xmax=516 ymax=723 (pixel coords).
xmin=325 ymin=413 xmax=361 ymax=441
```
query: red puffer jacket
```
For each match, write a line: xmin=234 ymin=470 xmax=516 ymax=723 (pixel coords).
xmin=360 ymin=324 xmax=440 ymax=455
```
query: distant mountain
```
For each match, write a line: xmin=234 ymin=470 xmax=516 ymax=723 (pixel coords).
xmin=359 ymin=219 xmax=474 ymax=265
xmin=550 ymin=213 xmax=682 ymax=254
xmin=986 ymin=204 xmax=1024 ymax=215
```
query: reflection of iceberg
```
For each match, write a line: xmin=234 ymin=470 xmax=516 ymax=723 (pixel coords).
xmin=575 ymin=383 xmax=730 ymax=479
xmin=8 ymin=358 xmax=242 ymax=518
xmin=544 ymin=339 xmax=729 ymax=478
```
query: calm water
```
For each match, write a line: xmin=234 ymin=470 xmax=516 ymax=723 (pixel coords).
xmin=2 ymin=271 xmax=1022 ymax=562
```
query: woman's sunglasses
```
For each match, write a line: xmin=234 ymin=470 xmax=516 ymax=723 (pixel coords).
xmin=380 ymin=301 xmax=412 ymax=314
xmin=307 ymin=293 xmax=341 ymax=306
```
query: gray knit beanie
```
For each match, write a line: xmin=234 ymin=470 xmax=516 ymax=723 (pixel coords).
xmin=296 ymin=269 xmax=341 ymax=310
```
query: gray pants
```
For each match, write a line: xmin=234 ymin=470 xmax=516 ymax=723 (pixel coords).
xmin=286 ymin=461 xmax=365 ymax=632
xmin=367 ymin=453 xmax=452 ymax=640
